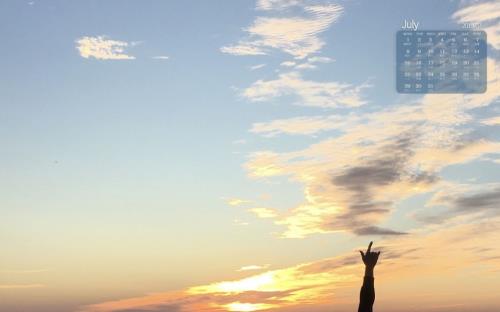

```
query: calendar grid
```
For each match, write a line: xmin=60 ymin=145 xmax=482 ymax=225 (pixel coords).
xmin=396 ymin=30 xmax=487 ymax=93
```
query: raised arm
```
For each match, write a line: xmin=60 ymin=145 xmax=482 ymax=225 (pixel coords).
xmin=358 ymin=241 xmax=380 ymax=312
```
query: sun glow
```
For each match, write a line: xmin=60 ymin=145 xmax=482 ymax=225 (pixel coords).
xmin=190 ymin=272 xmax=275 ymax=294
xmin=224 ymin=302 xmax=276 ymax=311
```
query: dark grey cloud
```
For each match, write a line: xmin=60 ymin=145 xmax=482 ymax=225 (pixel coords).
xmin=328 ymin=130 xmax=438 ymax=235
xmin=454 ymin=187 xmax=500 ymax=211
xmin=417 ymin=186 xmax=500 ymax=224
xmin=353 ymin=226 xmax=407 ymax=236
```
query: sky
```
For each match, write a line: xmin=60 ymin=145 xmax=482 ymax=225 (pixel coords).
xmin=1 ymin=0 xmax=499 ymax=311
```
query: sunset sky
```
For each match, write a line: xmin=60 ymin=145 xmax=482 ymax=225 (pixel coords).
xmin=1 ymin=0 xmax=500 ymax=311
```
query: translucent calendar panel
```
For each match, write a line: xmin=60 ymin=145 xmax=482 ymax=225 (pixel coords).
xmin=397 ymin=30 xmax=487 ymax=93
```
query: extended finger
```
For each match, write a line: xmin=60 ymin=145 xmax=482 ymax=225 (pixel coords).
xmin=367 ymin=241 xmax=373 ymax=253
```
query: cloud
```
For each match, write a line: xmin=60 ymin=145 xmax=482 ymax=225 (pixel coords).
xmin=250 ymin=63 xmax=267 ymax=70
xmin=452 ymin=1 xmax=500 ymax=49
xmin=248 ymin=207 xmax=279 ymax=218
xmin=256 ymin=0 xmax=304 ymax=11
xmin=251 ymin=115 xmax=358 ymax=137
xmin=353 ymin=226 xmax=407 ymax=236
xmin=221 ymin=43 xmax=266 ymax=56
xmin=237 ymin=264 xmax=270 ymax=272
xmin=481 ymin=116 xmax=500 ymax=126
xmin=415 ymin=183 xmax=500 ymax=224
xmin=82 ymin=214 xmax=500 ymax=312
xmin=243 ymin=59 xmax=500 ymax=237
xmin=76 ymin=36 xmax=136 ymax=60
xmin=222 ymin=2 xmax=343 ymax=59
xmin=224 ymin=198 xmax=253 ymax=206
xmin=453 ymin=187 xmax=500 ymax=211
xmin=280 ymin=61 xmax=297 ymax=67
xmin=0 ymin=284 xmax=45 ymax=289
xmin=152 ymin=55 xmax=169 ymax=60
xmin=240 ymin=55 xmax=500 ymax=237
xmin=234 ymin=219 xmax=250 ymax=226
xmin=291 ymin=56 xmax=334 ymax=70
xmin=0 ymin=269 xmax=49 ymax=274
xmin=243 ymin=71 xmax=370 ymax=108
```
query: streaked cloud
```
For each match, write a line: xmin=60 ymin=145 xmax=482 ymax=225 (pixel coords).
xmin=251 ymin=114 xmax=358 ymax=137
xmin=250 ymin=63 xmax=267 ymax=70
xmin=248 ymin=207 xmax=279 ymax=218
xmin=221 ymin=43 xmax=266 ymax=56
xmin=243 ymin=71 xmax=370 ymax=108
xmin=244 ymin=59 xmax=500 ymax=238
xmin=481 ymin=116 xmax=500 ymax=126
xmin=453 ymin=1 xmax=500 ymax=49
xmin=280 ymin=61 xmax=296 ymax=67
xmin=237 ymin=264 xmax=270 ymax=272
xmin=0 ymin=269 xmax=49 ymax=274
xmin=222 ymin=2 xmax=343 ymax=59
xmin=0 ymin=284 xmax=45 ymax=289
xmin=152 ymin=55 xmax=169 ymax=60
xmin=81 ymin=215 xmax=500 ymax=312
xmin=415 ymin=183 xmax=500 ymax=223
xmin=256 ymin=0 xmax=303 ymax=11
xmin=225 ymin=198 xmax=253 ymax=206
xmin=76 ymin=36 xmax=136 ymax=60
xmin=234 ymin=219 xmax=250 ymax=226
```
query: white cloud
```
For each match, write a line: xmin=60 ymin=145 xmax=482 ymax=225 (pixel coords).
xmin=256 ymin=0 xmax=303 ymax=11
xmin=244 ymin=60 xmax=500 ymax=237
xmin=222 ymin=3 xmax=343 ymax=59
xmin=280 ymin=61 xmax=296 ymax=67
xmin=152 ymin=55 xmax=169 ymax=60
xmin=250 ymin=63 xmax=267 ymax=70
xmin=251 ymin=114 xmax=358 ymax=137
xmin=453 ymin=1 xmax=500 ymax=49
xmin=76 ymin=36 xmax=136 ymax=60
xmin=243 ymin=71 xmax=370 ymax=108
xmin=248 ymin=207 xmax=279 ymax=218
xmin=481 ymin=116 xmax=500 ymax=126
xmin=237 ymin=264 xmax=270 ymax=271
xmin=224 ymin=198 xmax=253 ymax=206
xmin=220 ymin=43 xmax=266 ymax=56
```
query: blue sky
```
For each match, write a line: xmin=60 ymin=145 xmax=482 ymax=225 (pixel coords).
xmin=1 ymin=1 xmax=500 ymax=312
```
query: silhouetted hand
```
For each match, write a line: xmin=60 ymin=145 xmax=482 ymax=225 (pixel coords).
xmin=359 ymin=241 xmax=380 ymax=277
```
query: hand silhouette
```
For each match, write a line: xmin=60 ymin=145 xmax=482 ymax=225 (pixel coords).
xmin=358 ymin=241 xmax=379 ymax=311
xmin=359 ymin=241 xmax=380 ymax=269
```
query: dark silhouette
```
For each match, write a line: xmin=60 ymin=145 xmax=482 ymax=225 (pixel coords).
xmin=358 ymin=241 xmax=380 ymax=312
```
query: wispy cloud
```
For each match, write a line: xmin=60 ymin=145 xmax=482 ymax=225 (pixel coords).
xmin=0 ymin=269 xmax=50 ymax=274
xmin=243 ymin=57 xmax=500 ymax=237
xmin=152 ymin=55 xmax=169 ymax=60
xmin=237 ymin=264 xmax=270 ymax=272
xmin=222 ymin=2 xmax=343 ymax=59
xmin=243 ymin=71 xmax=370 ymax=108
xmin=0 ymin=284 xmax=45 ymax=289
xmin=250 ymin=63 xmax=267 ymax=70
xmin=481 ymin=116 xmax=500 ymax=126
xmin=256 ymin=0 xmax=303 ymax=11
xmin=76 ymin=36 xmax=136 ymax=60
xmin=82 ymin=214 xmax=500 ymax=312
xmin=248 ymin=207 xmax=279 ymax=218
xmin=414 ymin=183 xmax=500 ymax=224
xmin=251 ymin=114 xmax=358 ymax=137
xmin=224 ymin=197 xmax=253 ymax=206
xmin=453 ymin=1 xmax=500 ymax=49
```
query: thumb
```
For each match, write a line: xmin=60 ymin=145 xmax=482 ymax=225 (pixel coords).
xmin=359 ymin=250 xmax=365 ymax=259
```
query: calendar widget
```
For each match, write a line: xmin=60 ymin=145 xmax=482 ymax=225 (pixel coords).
xmin=397 ymin=30 xmax=487 ymax=93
